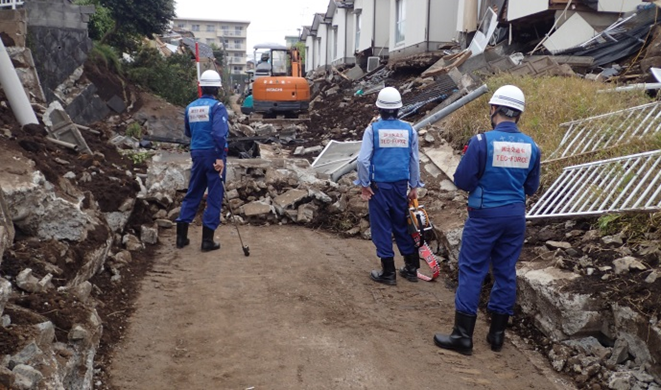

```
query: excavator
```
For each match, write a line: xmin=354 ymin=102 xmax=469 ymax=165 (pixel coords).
xmin=243 ymin=43 xmax=310 ymax=120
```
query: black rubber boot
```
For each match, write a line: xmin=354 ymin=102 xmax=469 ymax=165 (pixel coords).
xmin=399 ymin=252 xmax=420 ymax=282
xmin=201 ymin=226 xmax=220 ymax=252
xmin=370 ymin=257 xmax=396 ymax=285
xmin=486 ymin=312 xmax=510 ymax=352
xmin=176 ymin=222 xmax=190 ymax=249
xmin=433 ymin=311 xmax=477 ymax=356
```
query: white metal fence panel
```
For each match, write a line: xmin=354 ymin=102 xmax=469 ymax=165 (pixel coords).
xmin=527 ymin=150 xmax=661 ymax=219
xmin=0 ymin=0 xmax=23 ymax=9
xmin=546 ymin=102 xmax=661 ymax=162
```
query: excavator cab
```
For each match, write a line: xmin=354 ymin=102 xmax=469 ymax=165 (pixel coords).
xmin=250 ymin=43 xmax=310 ymax=118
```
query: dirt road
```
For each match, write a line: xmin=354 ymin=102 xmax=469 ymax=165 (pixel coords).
xmin=110 ymin=224 xmax=571 ymax=389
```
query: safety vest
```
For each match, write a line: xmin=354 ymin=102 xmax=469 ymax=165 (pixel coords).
xmin=186 ymin=97 xmax=222 ymax=151
xmin=467 ymin=129 xmax=537 ymax=209
xmin=371 ymin=118 xmax=413 ymax=183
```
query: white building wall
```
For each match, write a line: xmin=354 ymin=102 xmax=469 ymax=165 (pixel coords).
xmin=318 ymin=23 xmax=329 ymax=68
xmin=428 ymin=0 xmax=459 ymax=44
xmin=389 ymin=0 xmax=460 ymax=59
xmin=305 ymin=35 xmax=316 ymax=72
xmin=332 ymin=7 xmax=356 ymax=65
xmin=374 ymin=0 xmax=390 ymax=52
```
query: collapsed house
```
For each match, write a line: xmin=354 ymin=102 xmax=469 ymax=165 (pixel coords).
xmin=301 ymin=0 xmax=657 ymax=76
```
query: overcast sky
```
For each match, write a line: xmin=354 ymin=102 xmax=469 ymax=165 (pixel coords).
xmin=175 ymin=0 xmax=330 ymax=58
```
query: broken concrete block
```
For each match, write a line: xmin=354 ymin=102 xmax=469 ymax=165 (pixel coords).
xmin=70 ymin=281 xmax=93 ymax=302
xmin=107 ymin=95 xmax=126 ymax=113
xmin=274 ymin=189 xmax=308 ymax=211
xmin=346 ymin=197 xmax=368 ymax=218
xmin=309 ymin=189 xmax=332 ymax=204
xmin=155 ymin=219 xmax=174 ymax=229
xmin=517 ymin=265 xmax=603 ymax=340
xmin=293 ymin=146 xmax=304 ymax=155
xmin=423 ymin=145 xmax=461 ymax=180
xmin=296 ymin=204 xmax=316 ymax=224
xmin=68 ymin=324 xmax=89 ymax=342
xmin=243 ymin=201 xmax=273 ymax=217
xmin=255 ymin=124 xmax=276 ymax=136
xmin=608 ymin=372 xmax=635 ymax=390
xmin=602 ymin=234 xmax=624 ymax=245
xmin=545 ymin=241 xmax=572 ymax=250
xmin=0 ymin=278 xmax=10 ymax=316
xmin=12 ymin=364 xmax=42 ymax=390
xmin=612 ymin=256 xmax=647 ymax=274
xmin=140 ymin=224 xmax=159 ymax=245
xmin=440 ymin=177 xmax=458 ymax=192
xmin=608 ymin=338 xmax=630 ymax=365
xmin=10 ymin=342 xmax=43 ymax=367
xmin=0 ymin=365 xmax=13 ymax=388
xmin=16 ymin=269 xmax=40 ymax=293
xmin=226 ymin=189 xmax=240 ymax=200
xmin=37 ymin=273 xmax=53 ymax=291
xmin=302 ymin=145 xmax=323 ymax=155
xmin=344 ymin=66 xmax=364 ymax=80
xmin=122 ymin=234 xmax=144 ymax=251
xmin=34 ymin=322 xmax=55 ymax=348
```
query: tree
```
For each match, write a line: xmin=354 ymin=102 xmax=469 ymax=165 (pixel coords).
xmin=74 ymin=0 xmax=113 ymax=41
xmin=99 ymin=0 xmax=175 ymax=48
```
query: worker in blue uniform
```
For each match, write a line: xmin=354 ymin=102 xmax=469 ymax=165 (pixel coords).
xmin=355 ymin=86 xmax=424 ymax=285
xmin=434 ymin=85 xmax=541 ymax=355
xmin=176 ymin=70 xmax=229 ymax=252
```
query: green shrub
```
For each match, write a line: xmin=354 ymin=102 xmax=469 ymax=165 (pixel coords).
xmin=125 ymin=122 xmax=142 ymax=138
xmin=125 ymin=46 xmax=198 ymax=106
xmin=89 ymin=42 xmax=122 ymax=73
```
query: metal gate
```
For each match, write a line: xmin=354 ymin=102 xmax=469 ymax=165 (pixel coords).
xmin=527 ymin=150 xmax=661 ymax=219
xmin=546 ymin=102 xmax=661 ymax=162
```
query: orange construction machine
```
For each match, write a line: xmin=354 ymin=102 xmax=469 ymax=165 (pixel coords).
xmin=251 ymin=43 xmax=310 ymax=118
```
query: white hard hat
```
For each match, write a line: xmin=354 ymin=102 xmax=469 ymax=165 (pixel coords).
xmin=200 ymin=70 xmax=222 ymax=87
xmin=376 ymin=87 xmax=403 ymax=109
xmin=489 ymin=85 xmax=525 ymax=113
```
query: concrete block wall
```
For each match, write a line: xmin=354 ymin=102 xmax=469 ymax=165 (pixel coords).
xmin=24 ymin=0 xmax=94 ymax=103
xmin=25 ymin=0 xmax=93 ymax=29
xmin=0 ymin=8 xmax=27 ymax=47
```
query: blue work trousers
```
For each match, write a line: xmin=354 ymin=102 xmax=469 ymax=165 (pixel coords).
xmin=455 ymin=205 xmax=526 ymax=316
xmin=368 ymin=180 xmax=416 ymax=259
xmin=176 ymin=149 xmax=225 ymax=230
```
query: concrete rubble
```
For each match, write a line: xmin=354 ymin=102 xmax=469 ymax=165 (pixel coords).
xmin=0 ymin=1 xmax=660 ymax=390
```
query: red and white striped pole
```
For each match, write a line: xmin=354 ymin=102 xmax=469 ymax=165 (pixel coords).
xmin=195 ymin=42 xmax=202 ymax=97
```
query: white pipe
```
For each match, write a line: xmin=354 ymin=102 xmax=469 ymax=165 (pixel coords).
xmin=0 ymin=39 xmax=38 ymax=126
xmin=413 ymin=84 xmax=489 ymax=131
xmin=598 ymin=83 xmax=661 ymax=93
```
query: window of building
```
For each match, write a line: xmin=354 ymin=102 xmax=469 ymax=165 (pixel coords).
xmin=192 ymin=24 xmax=200 ymax=32
xmin=395 ymin=0 xmax=406 ymax=43
xmin=355 ymin=13 xmax=361 ymax=50
xmin=221 ymin=25 xmax=230 ymax=36
xmin=233 ymin=66 xmax=242 ymax=74
xmin=333 ymin=27 xmax=338 ymax=60
xmin=177 ymin=23 xmax=185 ymax=29
xmin=235 ymin=26 xmax=243 ymax=34
xmin=234 ymin=39 xmax=242 ymax=49
xmin=207 ymin=25 xmax=215 ymax=32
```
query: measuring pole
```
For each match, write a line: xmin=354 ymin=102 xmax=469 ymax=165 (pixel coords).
xmin=195 ymin=42 xmax=202 ymax=97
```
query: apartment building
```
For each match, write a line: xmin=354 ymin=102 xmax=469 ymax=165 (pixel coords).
xmin=173 ymin=17 xmax=250 ymax=74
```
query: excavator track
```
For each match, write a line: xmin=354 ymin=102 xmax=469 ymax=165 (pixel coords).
xmin=248 ymin=112 xmax=310 ymax=125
